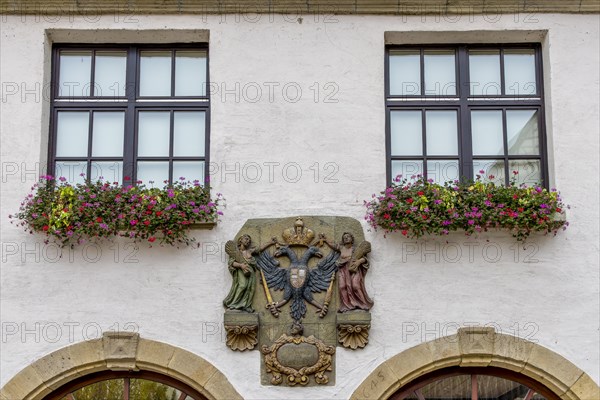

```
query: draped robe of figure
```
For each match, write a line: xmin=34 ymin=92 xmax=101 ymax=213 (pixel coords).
xmin=223 ymin=251 xmax=257 ymax=312
xmin=337 ymin=245 xmax=374 ymax=312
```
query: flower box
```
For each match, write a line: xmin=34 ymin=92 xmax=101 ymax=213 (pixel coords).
xmin=10 ymin=176 xmax=223 ymax=247
xmin=365 ymin=175 xmax=567 ymax=241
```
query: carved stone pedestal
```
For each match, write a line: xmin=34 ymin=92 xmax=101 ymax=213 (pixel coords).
xmin=224 ymin=312 xmax=259 ymax=351
xmin=337 ymin=311 xmax=371 ymax=350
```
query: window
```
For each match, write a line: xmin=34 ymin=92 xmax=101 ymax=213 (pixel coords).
xmin=49 ymin=44 xmax=209 ymax=187
xmin=392 ymin=367 xmax=558 ymax=400
xmin=386 ymin=45 xmax=548 ymax=187
xmin=46 ymin=370 xmax=207 ymax=400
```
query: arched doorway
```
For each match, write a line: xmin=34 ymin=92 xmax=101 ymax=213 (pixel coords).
xmin=0 ymin=332 xmax=242 ymax=400
xmin=351 ymin=328 xmax=599 ymax=400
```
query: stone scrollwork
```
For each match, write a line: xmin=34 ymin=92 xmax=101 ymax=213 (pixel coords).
xmin=261 ymin=334 xmax=335 ymax=386
xmin=225 ymin=324 xmax=258 ymax=351
xmin=337 ymin=324 xmax=370 ymax=350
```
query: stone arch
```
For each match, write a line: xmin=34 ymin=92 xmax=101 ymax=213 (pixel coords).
xmin=351 ymin=327 xmax=599 ymax=400
xmin=0 ymin=332 xmax=242 ymax=400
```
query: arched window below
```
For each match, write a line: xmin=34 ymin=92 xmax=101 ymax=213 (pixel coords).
xmin=391 ymin=367 xmax=560 ymax=400
xmin=44 ymin=371 xmax=207 ymax=400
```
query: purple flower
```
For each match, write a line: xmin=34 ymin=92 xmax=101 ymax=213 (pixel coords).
xmin=59 ymin=176 xmax=67 ymax=182
xmin=468 ymin=220 xmax=475 ymax=225
xmin=168 ymin=189 xmax=175 ymax=198
xmin=540 ymin=203 xmax=548 ymax=209
xmin=434 ymin=199 xmax=442 ymax=204
xmin=442 ymin=220 xmax=451 ymax=226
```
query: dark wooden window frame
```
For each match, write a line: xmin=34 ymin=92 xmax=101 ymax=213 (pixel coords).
xmin=385 ymin=44 xmax=549 ymax=187
xmin=43 ymin=370 xmax=208 ymax=400
xmin=389 ymin=366 xmax=560 ymax=400
xmin=49 ymin=43 xmax=210 ymax=186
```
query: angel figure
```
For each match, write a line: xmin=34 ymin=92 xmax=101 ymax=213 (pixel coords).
xmin=319 ymin=232 xmax=373 ymax=312
xmin=223 ymin=235 xmax=277 ymax=312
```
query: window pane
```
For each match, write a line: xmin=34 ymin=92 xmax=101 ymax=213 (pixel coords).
xmin=90 ymin=161 xmax=122 ymax=185
xmin=478 ymin=374 xmax=533 ymax=399
xmin=426 ymin=110 xmax=458 ymax=156
xmin=391 ymin=111 xmax=422 ymax=156
xmin=140 ymin=51 xmax=172 ymax=96
xmin=175 ymin=50 xmax=207 ymax=96
xmin=173 ymin=161 xmax=205 ymax=183
xmin=91 ymin=112 xmax=125 ymax=157
xmin=55 ymin=161 xmax=87 ymax=185
xmin=130 ymin=378 xmax=183 ymax=400
xmin=389 ymin=50 xmax=421 ymax=95
xmin=509 ymin=160 xmax=541 ymax=186
xmin=95 ymin=51 xmax=127 ymax=97
xmin=424 ymin=50 xmax=456 ymax=96
xmin=505 ymin=49 xmax=537 ymax=95
xmin=173 ymin=112 xmax=205 ymax=157
xmin=62 ymin=379 xmax=124 ymax=400
xmin=391 ymin=160 xmax=423 ymax=182
xmin=137 ymin=161 xmax=169 ymax=186
xmin=427 ymin=160 xmax=459 ymax=183
xmin=469 ymin=50 xmax=501 ymax=96
xmin=138 ymin=112 xmax=170 ymax=157
xmin=506 ymin=110 xmax=539 ymax=155
xmin=56 ymin=112 xmax=89 ymax=157
xmin=59 ymin=51 xmax=91 ymax=97
xmin=471 ymin=110 xmax=504 ymax=155
xmin=473 ymin=159 xmax=505 ymax=185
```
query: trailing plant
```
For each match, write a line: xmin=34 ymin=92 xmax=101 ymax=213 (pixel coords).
xmin=365 ymin=172 xmax=567 ymax=241
xmin=10 ymin=175 xmax=223 ymax=247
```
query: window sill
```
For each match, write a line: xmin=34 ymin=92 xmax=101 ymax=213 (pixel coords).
xmin=189 ymin=222 xmax=217 ymax=230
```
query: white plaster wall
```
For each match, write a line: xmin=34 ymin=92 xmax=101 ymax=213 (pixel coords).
xmin=1 ymin=12 xmax=598 ymax=399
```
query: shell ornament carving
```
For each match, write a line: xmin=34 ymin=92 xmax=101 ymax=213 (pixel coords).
xmin=225 ymin=325 xmax=258 ymax=351
xmin=261 ymin=334 xmax=335 ymax=386
xmin=337 ymin=324 xmax=370 ymax=350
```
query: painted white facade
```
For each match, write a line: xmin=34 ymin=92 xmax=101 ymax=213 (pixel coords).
xmin=1 ymin=11 xmax=599 ymax=399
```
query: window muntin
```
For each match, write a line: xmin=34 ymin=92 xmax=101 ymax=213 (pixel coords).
xmin=50 ymin=45 xmax=209 ymax=187
xmin=386 ymin=45 xmax=546 ymax=186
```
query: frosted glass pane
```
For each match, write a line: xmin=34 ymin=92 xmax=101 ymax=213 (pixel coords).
xmin=471 ymin=110 xmax=504 ymax=155
xmin=95 ymin=51 xmax=127 ymax=97
xmin=469 ymin=50 xmax=501 ymax=96
xmin=90 ymin=161 xmax=122 ymax=185
xmin=473 ymin=159 xmax=505 ymax=185
xmin=509 ymin=160 xmax=541 ymax=187
xmin=139 ymin=51 xmax=172 ymax=96
xmin=426 ymin=110 xmax=458 ymax=156
xmin=175 ymin=51 xmax=207 ymax=96
xmin=507 ymin=110 xmax=539 ymax=155
xmin=389 ymin=50 xmax=421 ymax=95
xmin=173 ymin=161 xmax=205 ymax=183
xmin=56 ymin=112 xmax=89 ymax=157
xmin=391 ymin=160 xmax=423 ymax=182
xmin=138 ymin=112 xmax=170 ymax=157
xmin=505 ymin=50 xmax=536 ymax=95
xmin=55 ymin=161 xmax=87 ymax=185
xmin=173 ymin=112 xmax=205 ymax=156
xmin=391 ymin=111 xmax=423 ymax=156
xmin=427 ymin=160 xmax=459 ymax=183
xmin=91 ymin=112 xmax=125 ymax=157
xmin=424 ymin=50 xmax=456 ymax=96
xmin=137 ymin=162 xmax=169 ymax=186
xmin=59 ymin=51 xmax=91 ymax=97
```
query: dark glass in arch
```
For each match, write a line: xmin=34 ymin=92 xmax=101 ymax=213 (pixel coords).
xmin=44 ymin=371 xmax=207 ymax=400
xmin=390 ymin=367 xmax=560 ymax=400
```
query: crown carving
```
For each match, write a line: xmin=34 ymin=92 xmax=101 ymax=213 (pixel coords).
xmin=282 ymin=217 xmax=315 ymax=246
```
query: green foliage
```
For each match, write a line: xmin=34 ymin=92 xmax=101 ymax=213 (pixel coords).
xmin=10 ymin=176 xmax=224 ymax=247
xmin=365 ymin=174 xmax=567 ymax=241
